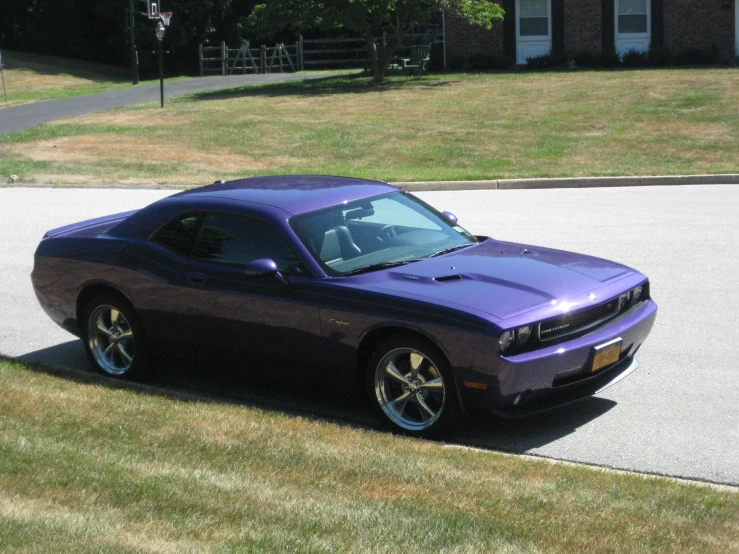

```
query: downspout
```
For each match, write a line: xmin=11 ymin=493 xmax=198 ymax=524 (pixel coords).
xmin=442 ymin=10 xmax=447 ymax=69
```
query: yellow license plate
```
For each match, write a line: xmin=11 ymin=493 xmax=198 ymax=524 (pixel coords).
xmin=592 ymin=342 xmax=621 ymax=372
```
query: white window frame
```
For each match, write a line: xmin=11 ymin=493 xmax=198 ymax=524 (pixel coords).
xmin=615 ymin=0 xmax=651 ymax=54
xmin=515 ymin=0 xmax=552 ymax=64
xmin=735 ymin=0 xmax=739 ymax=57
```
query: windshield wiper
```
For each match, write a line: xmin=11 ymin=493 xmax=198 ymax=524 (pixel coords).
xmin=428 ymin=244 xmax=475 ymax=258
xmin=344 ymin=259 xmax=421 ymax=276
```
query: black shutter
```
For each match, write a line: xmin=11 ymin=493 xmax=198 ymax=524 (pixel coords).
xmin=503 ymin=0 xmax=516 ymax=59
xmin=552 ymin=0 xmax=565 ymax=54
xmin=651 ymin=0 xmax=664 ymax=46
xmin=602 ymin=0 xmax=615 ymax=52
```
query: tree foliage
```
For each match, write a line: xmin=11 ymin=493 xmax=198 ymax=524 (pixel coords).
xmin=248 ymin=0 xmax=504 ymax=80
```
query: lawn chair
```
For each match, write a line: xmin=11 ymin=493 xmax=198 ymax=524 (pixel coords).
xmin=393 ymin=45 xmax=431 ymax=76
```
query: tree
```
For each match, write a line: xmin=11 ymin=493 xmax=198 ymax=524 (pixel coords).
xmin=248 ymin=0 xmax=504 ymax=82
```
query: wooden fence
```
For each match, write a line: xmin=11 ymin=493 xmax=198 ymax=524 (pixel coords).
xmin=198 ymin=27 xmax=442 ymax=76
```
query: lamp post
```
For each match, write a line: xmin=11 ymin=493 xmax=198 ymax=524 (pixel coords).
xmin=156 ymin=21 xmax=165 ymax=108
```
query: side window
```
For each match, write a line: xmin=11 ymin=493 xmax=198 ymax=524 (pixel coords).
xmin=190 ymin=214 xmax=299 ymax=272
xmin=152 ymin=213 xmax=204 ymax=257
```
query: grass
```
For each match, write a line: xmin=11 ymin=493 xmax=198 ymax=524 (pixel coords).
xmin=1 ymin=357 xmax=738 ymax=553
xmin=0 ymin=51 xmax=184 ymax=108
xmin=1 ymin=68 xmax=738 ymax=185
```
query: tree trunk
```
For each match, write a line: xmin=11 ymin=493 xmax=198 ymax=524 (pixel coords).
xmin=368 ymin=30 xmax=408 ymax=82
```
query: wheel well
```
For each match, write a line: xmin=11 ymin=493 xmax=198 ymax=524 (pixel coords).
xmin=356 ymin=326 xmax=448 ymax=377
xmin=76 ymin=284 xmax=130 ymax=325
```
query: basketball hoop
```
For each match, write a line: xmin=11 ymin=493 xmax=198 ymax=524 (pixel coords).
xmin=153 ymin=12 xmax=173 ymax=26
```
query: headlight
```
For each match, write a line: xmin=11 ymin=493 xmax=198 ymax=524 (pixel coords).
xmin=499 ymin=330 xmax=515 ymax=353
xmin=619 ymin=291 xmax=631 ymax=307
xmin=632 ymin=284 xmax=643 ymax=302
xmin=516 ymin=325 xmax=532 ymax=345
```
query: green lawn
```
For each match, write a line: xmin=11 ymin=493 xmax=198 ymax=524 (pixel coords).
xmin=1 ymin=68 xmax=738 ymax=185
xmin=1 ymin=358 xmax=737 ymax=553
xmin=0 ymin=51 xmax=187 ymax=108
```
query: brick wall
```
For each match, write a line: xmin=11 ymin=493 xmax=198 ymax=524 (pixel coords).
xmin=444 ymin=1 xmax=736 ymax=64
xmin=563 ymin=0 xmax=603 ymax=54
xmin=444 ymin=3 xmax=505 ymax=61
xmin=663 ymin=0 xmax=735 ymax=62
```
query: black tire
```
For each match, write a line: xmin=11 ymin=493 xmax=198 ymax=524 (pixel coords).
xmin=82 ymin=292 xmax=149 ymax=380
xmin=365 ymin=336 xmax=460 ymax=437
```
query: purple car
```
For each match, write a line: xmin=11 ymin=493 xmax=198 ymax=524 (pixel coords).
xmin=32 ymin=176 xmax=657 ymax=436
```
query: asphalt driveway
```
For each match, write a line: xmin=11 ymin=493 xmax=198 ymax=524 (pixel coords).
xmin=1 ymin=185 xmax=737 ymax=486
xmin=0 ymin=73 xmax=333 ymax=135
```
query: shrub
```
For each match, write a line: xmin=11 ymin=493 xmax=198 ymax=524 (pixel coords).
xmin=549 ymin=50 xmax=569 ymax=66
xmin=597 ymin=48 xmax=621 ymax=68
xmin=647 ymin=44 xmax=672 ymax=67
xmin=447 ymin=53 xmax=466 ymax=71
xmin=673 ymin=45 xmax=720 ymax=66
xmin=573 ymin=51 xmax=599 ymax=67
xmin=526 ymin=53 xmax=552 ymax=69
xmin=468 ymin=52 xmax=491 ymax=70
xmin=621 ymin=49 xmax=649 ymax=68
xmin=489 ymin=55 xmax=515 ymax=70
xmin=428 ymin=41 xmax=444 ymax=72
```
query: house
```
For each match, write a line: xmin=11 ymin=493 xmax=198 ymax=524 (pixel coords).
xmin=444 ymin=0 xmax=738 ymax=65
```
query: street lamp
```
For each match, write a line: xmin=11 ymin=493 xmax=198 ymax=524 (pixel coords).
xmin=156 ymin=21 xmax=165 ymax=108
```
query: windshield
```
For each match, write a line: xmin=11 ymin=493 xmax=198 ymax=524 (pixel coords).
xmin=290 ymin=192 xmax=478 ymax=276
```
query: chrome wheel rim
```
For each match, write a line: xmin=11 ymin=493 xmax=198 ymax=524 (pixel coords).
xmin=374 ymin=347 xmax=446 ymax=432
xmin=87 ymin=304 xmax=135 ymax=375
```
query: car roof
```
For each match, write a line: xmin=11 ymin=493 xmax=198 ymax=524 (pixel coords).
xmin=170 ymin=175 xmax=399 ymax=216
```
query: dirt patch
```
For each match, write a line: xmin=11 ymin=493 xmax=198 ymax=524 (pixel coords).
xmin=55 ymin=110 xmax=190 ymax=127
xmin=11 ymin=135 xmax=300 ymax=171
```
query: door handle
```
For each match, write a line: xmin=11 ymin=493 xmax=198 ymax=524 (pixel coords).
xmin=186 ymin=272 xmax=206 ymax=285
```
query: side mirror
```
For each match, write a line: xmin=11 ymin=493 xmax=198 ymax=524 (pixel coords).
xmin=442 ymin=211 xmax=458 ymax=224
xmin=244 ymin=258 xmax=288 ymax=285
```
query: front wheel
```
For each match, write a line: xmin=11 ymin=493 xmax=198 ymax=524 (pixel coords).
xmin=82 ymin=293 xmax=148 ymax=380
xmin=366 ymin=337 xmax=459 ymax=437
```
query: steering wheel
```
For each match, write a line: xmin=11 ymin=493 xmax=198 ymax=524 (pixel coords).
xmin=378 ymin=224 xmax=398 ymax=243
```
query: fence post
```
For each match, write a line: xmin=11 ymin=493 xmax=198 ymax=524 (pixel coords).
xmin=298 ymin=35 xmax=304 ymax=71
xmin=198 ymin=44 xmax=204 ymax=76
xmin=279 ymin=44 xmax=284 ymax=72
xmin=220 ymin=42 xmax=226 ymax=76
xmin=261 ymin=44 xmax=267 ymax=73
xmin=383 ymin=31 xmax=387 ymax=47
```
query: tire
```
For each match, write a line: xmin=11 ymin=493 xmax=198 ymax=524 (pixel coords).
xmin=82 ymin=292 xmax=149 ymax=380
xmin=366 ymin=336 xmax=459 ymax=437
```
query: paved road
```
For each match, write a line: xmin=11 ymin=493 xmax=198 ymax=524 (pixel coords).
xmin=1 ymin=186 xmax=737 ymax=486
xmin=0 ymin=73 xmax=330 ymax=135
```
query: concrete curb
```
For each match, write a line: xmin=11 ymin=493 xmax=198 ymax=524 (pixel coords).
xmin=4 ymin=174 xmax=739 ymax=191
xmin=393 ymin=174 xmax=739 ymax=192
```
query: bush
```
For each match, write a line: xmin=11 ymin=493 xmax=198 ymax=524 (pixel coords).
xmin=573 ymin=51 xmax=599 ymax=67
xmin=597 ymin=48 xmax=621 ymax=68
xmin=428 ymin=42 xmax=444 ymax=72
xmin=647 ymin=44 xmax=672 ymax=67
xmin=673 ymin=45 xmax=720 ymax=66
xmin=447 ymin=53 xmax=466 ymax=71
xmin=465 ymin=52 xmax=514 ymax=71
xmin=621 ymin=49 xmax=649 ymax=68
xmin=549 ymin=50 xmax=569 ymax=66
xmin=526 ymin=53 xmax=552 ymax=69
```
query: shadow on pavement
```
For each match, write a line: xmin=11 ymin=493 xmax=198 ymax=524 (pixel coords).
xmin=14 ymin=340 xmax=616 ymax=454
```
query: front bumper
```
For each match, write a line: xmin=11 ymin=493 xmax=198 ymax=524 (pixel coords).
xmin=457 ymin=299 xmax=657 ymax=416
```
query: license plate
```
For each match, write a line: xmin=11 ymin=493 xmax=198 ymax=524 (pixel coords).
xmin=592 ymin=339 xmax=622 ymax=372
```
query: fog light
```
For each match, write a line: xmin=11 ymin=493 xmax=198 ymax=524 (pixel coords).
xmin=499 ymin=330 xmax=514 ymax=353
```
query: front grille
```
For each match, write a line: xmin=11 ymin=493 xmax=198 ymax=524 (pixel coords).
xmin=538 ymin=298 xmax=621 ymax=342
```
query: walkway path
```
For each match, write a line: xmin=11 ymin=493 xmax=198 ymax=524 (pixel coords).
xmin=0 ymin=73 xmax=329 ymax=135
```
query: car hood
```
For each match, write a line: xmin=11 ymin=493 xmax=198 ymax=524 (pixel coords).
xmin=349 ymin=238 xmax=635 ymax=320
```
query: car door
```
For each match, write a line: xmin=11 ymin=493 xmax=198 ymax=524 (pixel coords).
xmin=174 ymin=212 xmax=323 ymax=370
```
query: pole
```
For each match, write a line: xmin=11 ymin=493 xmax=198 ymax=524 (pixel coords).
xmin=158 ymin=38 xmax=164 ymax=108
xmin=199 ymin=44 xmax=204 ymax=76
xmin=0 ymin=52 xmax=7 ymax=102
xmin=129 ymin=0 xmax=139 ymax=85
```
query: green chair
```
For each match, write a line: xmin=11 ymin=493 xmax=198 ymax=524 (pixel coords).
xmin=394 ymin=45 xmax=431 ymax=75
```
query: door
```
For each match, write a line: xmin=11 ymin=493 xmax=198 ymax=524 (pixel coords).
xmin=615 ymin=0 xmax=651 ymax=55
xmin=736 ymin=0 xmax=739 ymax=57
xmin=172 ymin=212 xmax=323 ymax=369
xmin=516 ymin=0 xmax=552 ymax=64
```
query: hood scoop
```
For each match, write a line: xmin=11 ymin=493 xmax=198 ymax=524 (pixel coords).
xmin=434 ymin=274 xmax=464 ymax=283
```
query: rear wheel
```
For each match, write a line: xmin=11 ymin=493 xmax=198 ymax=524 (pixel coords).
xmin=366 ymin=337 xmax=459 ymax=437
xmin=82 ymin=293 xmax=148 ymax=379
